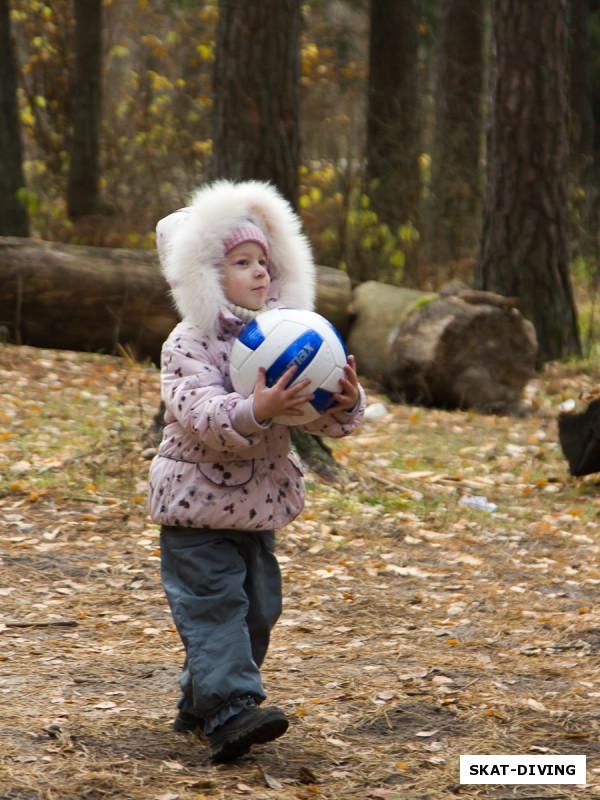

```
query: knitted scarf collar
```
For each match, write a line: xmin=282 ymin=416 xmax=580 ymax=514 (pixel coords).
xmin=226 ymin=301 xmax=268 ymax=324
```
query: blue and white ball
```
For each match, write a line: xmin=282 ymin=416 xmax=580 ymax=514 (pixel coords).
xmin=230 ymin=308 xmax=348 ymax=426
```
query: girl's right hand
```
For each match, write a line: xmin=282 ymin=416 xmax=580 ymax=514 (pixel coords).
xmin=252 ymin=365 xmax=314 ymax=423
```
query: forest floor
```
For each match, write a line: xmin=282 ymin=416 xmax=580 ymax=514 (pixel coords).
xmin=1 ymin=343 xmax=600 ymax=800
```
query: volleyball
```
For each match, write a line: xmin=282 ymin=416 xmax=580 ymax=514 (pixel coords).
xmin=229 ymin=308 xmax=348 ymax=426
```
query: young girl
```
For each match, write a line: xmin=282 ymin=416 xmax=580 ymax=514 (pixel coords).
xmin=148 ymin=179 xmax=365 ymax=761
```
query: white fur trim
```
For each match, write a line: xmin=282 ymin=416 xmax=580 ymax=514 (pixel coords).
xmin=158 ymin=180 xmax=316 ymax=331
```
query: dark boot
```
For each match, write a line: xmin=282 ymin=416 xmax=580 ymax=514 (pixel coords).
xmin=172 ymin=709 xmax=203 ymax=734
xmin=209 ymin=703 xmax=288 ymax=761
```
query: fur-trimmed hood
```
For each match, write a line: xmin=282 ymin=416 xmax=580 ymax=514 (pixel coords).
xmin=156 ymin=180 xmax=316 ymax=332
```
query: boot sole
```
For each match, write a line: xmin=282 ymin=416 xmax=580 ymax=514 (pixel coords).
xmin=210 ymin=712 xmax=289 ymax=761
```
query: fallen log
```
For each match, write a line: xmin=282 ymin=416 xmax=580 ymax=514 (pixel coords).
xmin=347 ymin=280 xmax=537 ymax=413
xmin=0 ymin=237 xmax=352 ymax=364
xmin=0 ymin=237 xmax=538 ymax=415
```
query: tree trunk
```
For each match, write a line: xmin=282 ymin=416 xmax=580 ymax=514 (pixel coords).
xmin=366 ymin=0 xmax=421 ymax=284
xmin=477 ymin=0 xmax=580 ymax=364
xmin=0 ymin=237 xmax=352 ymax=365
xmin=569 ymin=0 xmax=593 ymax=172
xmin=211 ymin=0 xmax=301 ymax=207
xmin=429 ymin=0 xmax=483 ymax=267
xmin=572 ymin=0 xmax=600 ymax=280
xmin=348 ymin=280 xmax=537 ymax=414
xmin=0 ymin=0 xmax=29 ymax=236
xmin=67 ymin=0 xmax=103 ymax=219
xmin=366 ymin=0 xmax=420 ymax=223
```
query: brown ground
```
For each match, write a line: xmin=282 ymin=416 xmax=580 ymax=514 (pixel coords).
xmin=1 ymin=344 xmax=599 ymax=800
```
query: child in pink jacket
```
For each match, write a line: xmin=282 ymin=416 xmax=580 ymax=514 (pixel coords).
xmin=149 ymin=179 xmax=365 ymax=761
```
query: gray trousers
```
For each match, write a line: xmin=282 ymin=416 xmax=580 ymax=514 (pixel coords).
xmin=160 ymin=526 xmax=282 ymax=730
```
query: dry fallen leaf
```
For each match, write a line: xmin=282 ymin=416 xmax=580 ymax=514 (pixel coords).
xmin=161 ymin=760 xmax=185 ymax=772
xmin=3 ymin=346 xmax=600 ymax=800
xmin=261 ymin=771 xmax=283 ymax=789
xmin=525 ymin=698 xmax=547 ymax=712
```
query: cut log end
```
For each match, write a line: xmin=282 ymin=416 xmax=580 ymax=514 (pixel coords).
xmin=388 ymin=298 xmax=537 ymax=413
xmin=349 ymin=281 xmax=538 ymax=415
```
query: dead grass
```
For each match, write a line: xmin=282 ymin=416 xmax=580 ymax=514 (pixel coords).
xmin=1 ymin=343 xmax=599 ymax=800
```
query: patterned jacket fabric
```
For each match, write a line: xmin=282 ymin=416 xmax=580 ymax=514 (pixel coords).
xmin=148 ymin=180 xmax=365 ymax=531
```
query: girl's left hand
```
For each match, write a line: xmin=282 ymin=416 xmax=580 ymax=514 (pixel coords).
xmin=325 ymin=355 xmax=360 ymax=415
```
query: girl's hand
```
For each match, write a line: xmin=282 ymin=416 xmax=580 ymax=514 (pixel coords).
xmin=253 ymin=365 xmax=314 ymax=423
xmin=325 ymin=355 xmax=360 ymax=416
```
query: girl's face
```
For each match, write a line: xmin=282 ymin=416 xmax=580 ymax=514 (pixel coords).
xmin=221 ymin=241 xmax=271 ymax=310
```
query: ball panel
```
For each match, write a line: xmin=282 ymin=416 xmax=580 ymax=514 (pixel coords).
xmin=231 ymin=321 xmax=309 ymax=396
xmin=254 ymin=308 xmax=285 ymax=336
xmin=265 ymin=329 xmax=324 ymax=388
xmin=310 ymin=387 xmax=337 ymax=414
xmin=229 ymin=340 xmax=255 ymax=372
xmin=319 ymin=364 xmax=346 ymax=392
xmin=280 ymin=309 xmax=348 ymax=363
xmin=237 ymin=318 xmax=266 ymax=352
xmin=289 ymin=344 xmax=336 ymax=388
xmin=229 ymin=364 xmax=256 ymax=398
xmin=230 ymin=307 xmax=349 ymax=426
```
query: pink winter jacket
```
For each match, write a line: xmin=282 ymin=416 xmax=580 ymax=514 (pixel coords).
xmin=147 ymin=179 xmax=365 ymax=532
xmin=148 ymin=310 xmax=365 ymax=530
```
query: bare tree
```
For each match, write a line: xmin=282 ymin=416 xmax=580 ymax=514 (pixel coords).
xmin=429 ymin=0 xmax=484 ymax=268
xmin=67 ymin=0 xmax=102 ymax=219
xmin=0 ymin=0 xmax=29 ymax=236
xmin=211 ymin=0 xmax=301 ymax=206
xmin=365 ymin=0 xmax=420 ymax=280
xmin=570 ymin=0 xmax=600 ymax=279
xmin=478 ymin=0 xmax=580 ymax=363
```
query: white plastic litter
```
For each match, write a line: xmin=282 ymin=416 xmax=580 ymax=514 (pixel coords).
xmin=458 ymin=494 xmax=498 ymax=512
xmin=559 ymin=399 xmax=576 ymax=412
xmin=363 ymin=403 xmax=388 ymax=421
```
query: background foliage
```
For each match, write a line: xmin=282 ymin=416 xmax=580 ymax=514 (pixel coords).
xmin=8 ymin=0 xmax=600 ymax=357
xmin=10 ymin=0 xmax=430 ymax=282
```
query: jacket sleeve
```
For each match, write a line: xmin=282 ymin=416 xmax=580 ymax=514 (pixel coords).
xmin=161 ymin=334 xmax=269 ymax=453
xmin=299 ymin=383 xmax=367 ymax=439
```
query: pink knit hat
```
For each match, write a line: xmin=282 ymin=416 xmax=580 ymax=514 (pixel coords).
xmin=223 ymin=222 xmax=270 ymax=263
